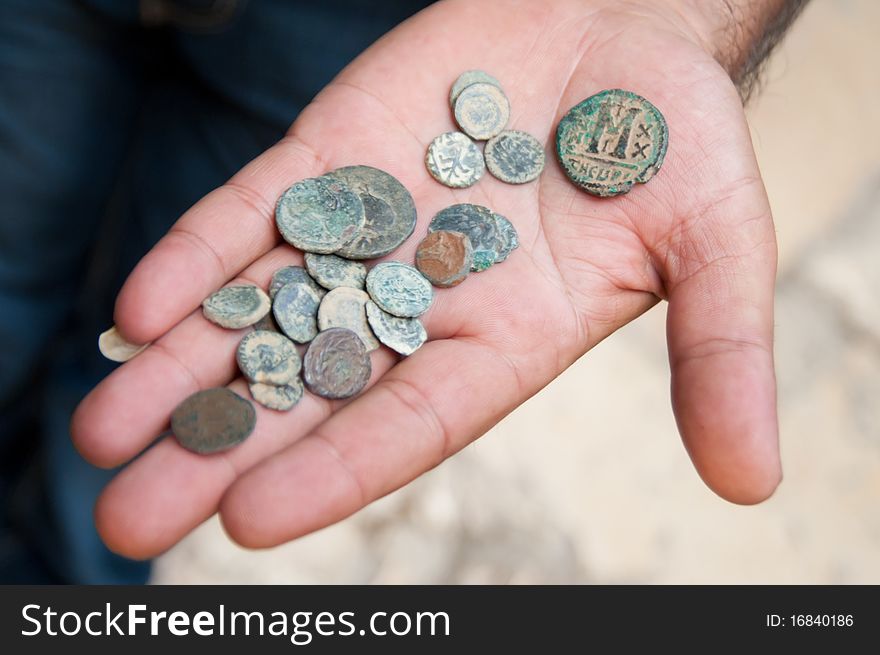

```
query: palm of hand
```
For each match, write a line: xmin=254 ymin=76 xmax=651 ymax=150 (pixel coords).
xmin=73 ymin=0 xmax=780 ymax=558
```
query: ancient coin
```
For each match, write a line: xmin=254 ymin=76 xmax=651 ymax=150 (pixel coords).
xmin=303 ymin=327 xmax=372 ymax=399
xmin=453 ymin=83 xmax=510 ymax=141
xmin=236 ymin=330 xmax=301 ymax=385
xmin=202 ymin=285 xmax=271 ymax=329
xmin=249 ymin=378 xmax=304 ymax=412
xmin=365 ymin=301 xmax=427 ymax=356
xmin=272 ymin=281 xmax=322 ymax=344
xmin=98 ymin=325 xmax=149 ymax=363
xmin=555 ymin=88 xmax=668 ymax=197
xmin=171 ymin=388 xmax=256 ymax=455
xmin=425 ymin=132 xmax=484 ymax=188
xmin=269 ymin=265 xmax=325 ymax=300
xmin=415 ymin=230 xmax=473 ymax=288
xmin=484 ymin=130 xmax=545 ymax=184
xmin=252 ymin=311 xmax=280 ymax=333
xmin=304 ymin=252 xmax=367 ymax=290
xmin=317 ymin=287 xmax=380 ymax=351
xmin=449 ymin=69 xmax=502 ymax=107
xmin=275 ymin=176 xmax=365 ymax=253
xmin=365 ymin=262 xmax=433 ymax=318
xmin=324 ymin=166 xmax=418 ymax=259
xmin=428 ymin=203 xmax=504 ymax=272
xmin=492 ymin=213 xmax=519 ymax=263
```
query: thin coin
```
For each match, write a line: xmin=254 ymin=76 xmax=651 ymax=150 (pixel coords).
xmin=449 ymin=70 xmax=502 ymax=107
xmin=171 ymin=388 xmax=256 ymax=454
xmin=324 ymin=166 xmax=417 ymax=260
xmin=98 ymin=325 xmax=149 ymax=362
xmin=249 ymin=378 xmax=304 ymax=412
xmin=484 ymin=130 xmax=545 ymax=184
xmin=555 ymin=88 xmax=668 ymax=197
xmin=415 ymin=230 xmax=473 ymax=288
xmin=303 ymin=327 xmax=371 ymax=399
xmin=365 ymin=262 xmax=433 ymax=318
xmin=365 ymin=301 xmax=427 ymax=356
xmin=272 ymin=281 xmax=322 ymax=344
xmin=269 ymin=265 xmax=325 ymax=300
xmin=304 ymin=252 xmax=367 ymax=290
xmin=202 ymin=285 xmax=271 ymax=329
xmin=428 ymin=203 xmax=504 ymax=272
xmin=425 ymin=132 xmax=484 ymax=188
xmin=317 ymin=287 xmax=380 ymax=351
xmin=491 ymin=213 xmax=519 ymax=263
xmin=453 ymin=82 xmax=510 ymax=141
xmin=236 ymin=330 xmax=301 ymax=385
xmin=275 ymin=176 xmax=365 ymax=253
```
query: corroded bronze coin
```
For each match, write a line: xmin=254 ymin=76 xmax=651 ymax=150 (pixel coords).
xmin=98 ymin=325 xmax=149 ymax=363
xmin=252 ymin=311 xmax=280 ymax=333
xmin=272 ymin=281 xmax=321 ymax=344
xmin=453 ymin=83 xmax=510 ymax=141
xmin=428 ymin=203 xmax=504 ymax=272
xmin=317 ymin=287 xmax=380 ymax=351
xmin=303 ymin=327 xmax=371 ymax=399
xmin=449 ymin=70 xmax=502 ymax=107
xmin=415 ymin=230 xmax=473 ymax=288
xmin=485 ymin=130 xmax=545 ymax=184
xmin=304 ymin=253 xmax=367 ymax=290
xmin=202 ymin=285 xmax=271 ymax=329
xmin=492 ymin=213 xmax=519 ymax=263
xmin=236 ymin=330 xmax=301 ymax=385
xmin=425 ymin=132 xmax=484 ymax=188
xmin=324 ymin=166 xmax=417 ymax=260
xmin=275 ymin=177 xmax=365 ymax=253
xmin=365 ymin=301 xmax=427 ymax=356
xmin=365 ymin=262 xmax=433 ymax=318
xmin=249 ymin=378 xmax=303 ymax=411
xmin=269 ymin=265 xmax=325 ymax=300
xmin=171 ymin=388 xmax=256 ymax=454
xmin=556 ymin=88 xmax=668 ymax=197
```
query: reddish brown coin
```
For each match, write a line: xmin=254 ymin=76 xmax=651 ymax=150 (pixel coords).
xmin=415 ymin=230 xmax=474 ymax=288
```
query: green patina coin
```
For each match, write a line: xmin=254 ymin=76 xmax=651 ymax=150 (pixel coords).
xmin=492 ymin=213 xmax=519 ymax=263
xmin=249 ymin=378 xmax=304 ymax=412
xmin=304 ymin=253 xmax=367 ymax=290
xmin=236 ymin=330 xmax=301 ymax=385
xmin=324 ymin=166 xmax=417 ymax=260
xmin=317 ymin=287 xmax=380 ymax=352
xmin=365 ymin=300 xmax=427 ymax=357
xmin=365 ymin=262 xmax=433 ymax=318
xmin=484 ymin=130 xmax=545 ymax=184
xmin=171 ymin=388 xmax=256 ymax=454
xmin=275 ymin=177 xmax=365 ymax=253
xmin=303 ymin=327 xmax=372 ymax=400
xmin=269 ymin=265 xmax=325 ymax=300
xmin=273 ymin=281 xmax=322 ymax=344
xmin=556 ymin=88 xmax=668 ymax=197
xmin=202 ymin=285 xmax=271 ymax=330
xmin=425 ymin=132 xmax=484 ymax=188
xmin=428 ymin=203 xmax=504 ymax=272
xmin=449 ymin=70 xmax=503 ymax=107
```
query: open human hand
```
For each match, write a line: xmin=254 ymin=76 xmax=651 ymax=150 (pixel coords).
xmin=72 ymin=0 xmax=780 ymax=558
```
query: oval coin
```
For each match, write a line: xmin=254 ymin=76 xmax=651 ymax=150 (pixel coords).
xmin=275 ymin=177 xmax=365 ymax=253
xmin=365 ymin=262 xmax=433 ymax=318
xmin=269 ymin=265 xmax=325 ymax=300
xmin=236 ymin=330 xmax=301 ymax=385
xmin=98 ymin=325 xmax=149 ymax=363
xmin=485 ymin=130 xmax=545 ymax=184
xmin=303 ymin=327 xmax=371 ymax=399
xmin=365 ymin=301 xmax=427 ymax=356
xmin=304 ymin=253 xmax=367 ymax=290
xmin=272 ymin=281 xmax=321 ymax=344
xmin=492 ymin=213 xmax=519 ymax=263
xmin=415 ymin=230 xmax=473 ymax=288
xmin=171 ymin=388 xmax=256 ymax=454
xmin=317 ymin=287 xmax=380 ymax=351
xmin=425 ymin=132 xmax=484 ymax=188
xmin=249 ymin=378 xmax=304 ymax=412
xmin=453 ymin=82 xmax=510 ymax=141
xmin=202 ymin=285 xmax=271 ymax=330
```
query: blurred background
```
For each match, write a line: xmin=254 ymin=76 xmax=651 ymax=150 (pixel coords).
xmin=151 ymin=0 xmax=880 ymax=584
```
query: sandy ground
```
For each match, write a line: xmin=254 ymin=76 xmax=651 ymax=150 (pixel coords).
xmin=152 ymin=0 xmax=880 ymax=584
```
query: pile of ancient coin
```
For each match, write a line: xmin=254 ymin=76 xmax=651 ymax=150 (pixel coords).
xmin=426 ymin=70 xmax=545 ymax=188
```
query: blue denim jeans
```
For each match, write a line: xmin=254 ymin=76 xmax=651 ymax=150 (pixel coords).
xmin=0 ymin=0 xmax=431 ymax=583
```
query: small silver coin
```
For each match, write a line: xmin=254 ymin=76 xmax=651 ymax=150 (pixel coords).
xmin=453 ymin=83 xmax=510 ymax=141
xmin=202 ymin=285 xmax=271 ymax=329
xmin=449 ymin=70 xmax=502 ymax=107
xmin=365 ymin=262 xmax=433 ymax=318
xmin=303 ymin=328 xmax=372 ymax=400
xmin=304 ymin=252 xmax=367 ymax=290
xmin=275 ymin=177 xmax=365 ymax=254
xmin=236 ymin=330 xmax=301 ymax=385
xmin=249 ymin=378 xmax=304 ymax=412
xmin=492 ymin=213 xmax=519 ymax=263
xmin=484 ymin=130 xmax=545 ymax=184
xmin=365 ymin=301 xmax=427 ymax=356
xmin=317 ymin=287 xmax=380 ymax=352
xmin=272 ymin=281 xmax=322 ymax=344
xmin=425 ymin=132 xmax=484 ymax=188
xmin=269 ymin=266 xmax=325 ymax=300
xmin=428 ymin=203 xmax=504 ymax=272
xmin=171 ymin=388 xmax=256 ymax=455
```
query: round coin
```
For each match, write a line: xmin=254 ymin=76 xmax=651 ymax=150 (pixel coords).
xmin=269 ymin=265 xmax=325 ymax=300
xmin=425 ymin=132 xmax=484 ymax=188
xmin=275 ymin=177 xmax=365 ymax=253
xmin=304 ymin=252 xmax=367 ymax=290
xmin=324 ymin=166 xmax=418 ymax=259
xmin=303 ymin=327 xmax=371 ymax=399
xmin=272 ymin=281 xmax=322 ymax=344
xmin=98 ymin=325 xmax=149 ymax=363
xmin=365 ymin=301 xmax=427 ymax=356
xmin=202 ymin=285 xmax=271 ymax=329
xmin=428 ymin=203 xmax=504 ymax=272
xmin=249 ymin=378 xmax=304 ymax=412
xmin=415 ymin=230 xmax=473 ymax=288
xmin=449 ymin=69 xmax=502 ymax=107
xmin=236 ymin=330 xmax=301 ymax=385
xmin=484 ymin=130 xmax=545 ymax=184
xmin=171 ymin=388 xmax=256 ymax=454
xmin=365 ymin=262 xmax=433 ymax=318
xmin=555 ymin=88 xmax=668 ymax=197
xmin=491 ymin=213 xmax=519 ymax=263
xmin=453 ymin=82 xmax=510 ymax=141
xmin=317 ymin=287 xmax=380 ymax=351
